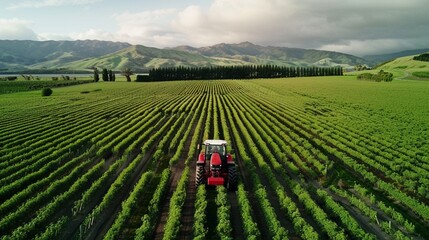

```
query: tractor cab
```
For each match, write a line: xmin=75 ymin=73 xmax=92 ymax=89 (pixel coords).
xmin=204 ymin=140 xmax=227 ymax=163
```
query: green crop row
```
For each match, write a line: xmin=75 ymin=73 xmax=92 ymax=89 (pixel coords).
xmin=162 ymin=167 xmax=189 ymax=240
xmin=216 ymin=186 xmax=232 ymax=240
xmin=104 ymin=171 xmax=154 ymax=240
xmin=223 ymin=96 xmax=289 ymax=240
xmin=316 ymin=189 xmax=375 ymax=239
xmin=134 ymin=168 xmax=171 ymax=239
xmin=0 ymin=159 xmax=94 ymax=235
xmin=236 ymin=183 xmax=260 ymax=239
xmin=3 ymin=160 xmax=104 ymax=239
xmin=193 ymin=185 xmax=207 ymax=240
xmin=353 ymin=184 xmax=415 ymax=234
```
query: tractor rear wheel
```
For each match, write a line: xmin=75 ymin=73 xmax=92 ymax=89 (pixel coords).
xmin=196 ymin=165 xmax=206 ymax=188
xmin=227 ymin=165 xmax=237 ymax=191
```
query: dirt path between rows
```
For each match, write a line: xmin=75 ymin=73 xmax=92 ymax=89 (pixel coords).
xmin=177 ymin=156 xmax=196 ymax=240
xmin=228 ymin=191 xmax=245 ymax=239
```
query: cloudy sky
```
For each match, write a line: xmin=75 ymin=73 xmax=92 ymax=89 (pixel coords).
xmin=0 ymin=0 xmax=428 ymax=56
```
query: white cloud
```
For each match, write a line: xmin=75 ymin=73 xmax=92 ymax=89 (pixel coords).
xmin=67 ymin=28 xmax=117 ymax=42
xmin=63 ymin=9 xmax=186 ymax=47
xmin=0 ymin=18 xmax=38 ymax=40
xmin=7 ymin=0 xmax=102 ymax=9
xmin=171 ymin=0 xmax=296 ymax=47
xmin=38 ymin=33 xmax=73 ymax=41
xmin=112 ymin=9 xmax=187 ymax=47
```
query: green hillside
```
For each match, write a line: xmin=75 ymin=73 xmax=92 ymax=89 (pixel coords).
xmin=347 ymin=53 xmax=429 ymax=81
xmin=57 ymin=45 xmax=252 ymax=72
xmin=376 ymin=54 xmax=429 ymax=80
xmin=173 ymin=42 xmax=368 ymax=68
xmin=0 ymin=40 xmax=131 ymax=72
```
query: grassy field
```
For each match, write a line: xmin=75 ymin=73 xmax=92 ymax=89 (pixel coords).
xmin=0 ymin=75 xmax=133 ymax=94
xmin=1 ymin=76 xmax=428 ymax=239
xmin=251 ymin=76 xmax=429 ymax=151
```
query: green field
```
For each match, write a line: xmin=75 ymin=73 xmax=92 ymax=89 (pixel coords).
xmin=0 ymin=76 xmax=428 ymax=239
xmin=0 ymin=75 xmax=134 ymax=94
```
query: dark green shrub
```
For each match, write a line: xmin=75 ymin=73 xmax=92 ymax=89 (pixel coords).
xmin=42 ymin=88 xmax=53 ymax=96
xmin=357 ymin=70 xmax=393 ymax=82
xmin=413 ymin=53 xmax=429 ymax=62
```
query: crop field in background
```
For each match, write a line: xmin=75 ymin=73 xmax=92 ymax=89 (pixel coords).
xmin=0 ymin=76 xmax=428 ymax=239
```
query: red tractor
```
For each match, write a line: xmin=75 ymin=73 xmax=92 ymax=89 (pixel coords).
xmin=196 ymin=140 xmax=237 ymax=191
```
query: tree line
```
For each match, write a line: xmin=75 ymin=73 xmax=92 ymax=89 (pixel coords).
xmin=137 ymin=65 xmax=343 ymax=81
xmin=413 ymin=53 xmax=429 ymax=62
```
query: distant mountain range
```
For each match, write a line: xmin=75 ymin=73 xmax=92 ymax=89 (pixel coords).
xmin=0 ymin=40 xmax=426 ymax=73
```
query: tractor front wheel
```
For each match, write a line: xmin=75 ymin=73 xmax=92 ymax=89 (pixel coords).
xmin=196 ymin=165 xmax=206 ymax=188
xmin=227 ymin=165 xmax=237 ymax=191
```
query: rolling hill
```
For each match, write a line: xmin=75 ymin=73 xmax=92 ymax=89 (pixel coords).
xmin=375 ymin=53 xmax=429 ymax=80
xmin=56 ymin=45 xmax=251 ymax=71
xmin=172 ymin=41 xmax=368 ymax=67
xmin=0 ymin=40 xmax=131 ymax=72
xmin=0 ymin=39 xmax=418 ymax=73
xmin=346 ymin=52 xmax=429 ymax=81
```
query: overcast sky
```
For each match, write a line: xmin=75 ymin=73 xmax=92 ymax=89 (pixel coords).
xmin=0 ymin=0 xmax=427 ymax=56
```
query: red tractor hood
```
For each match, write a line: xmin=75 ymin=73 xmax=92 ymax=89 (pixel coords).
xmin=210 ymin=152 xmax=222 ymax=166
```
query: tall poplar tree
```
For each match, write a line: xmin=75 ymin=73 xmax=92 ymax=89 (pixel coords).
xmin=102 ymin=68 xmax=108 ymax=81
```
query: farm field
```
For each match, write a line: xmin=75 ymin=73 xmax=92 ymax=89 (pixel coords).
xmin=0 ymin=76 xmax=428 ymax=239
xmin=0 ymin=78 xmax=94 ymax=94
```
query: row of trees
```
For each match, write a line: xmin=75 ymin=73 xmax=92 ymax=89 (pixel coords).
xmin=93 ymin=68 xmax=116 ymax=82
xmin=413 ymin=53 xmax=429 ymax=62
xmin=140 ymin=65 xmax=343 ymax=81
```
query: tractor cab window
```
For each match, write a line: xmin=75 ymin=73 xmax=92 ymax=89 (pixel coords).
xmin=211 ymin=146 xmax=219 ymax=153
xmin=218 ymin=145 xmax=225 ymax=155
xmin=208 ymin=145 xmax=225 ymax=155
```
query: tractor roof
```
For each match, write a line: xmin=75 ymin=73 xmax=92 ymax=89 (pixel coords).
xmin=204 ymin=139 xmax=227 ymax=146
